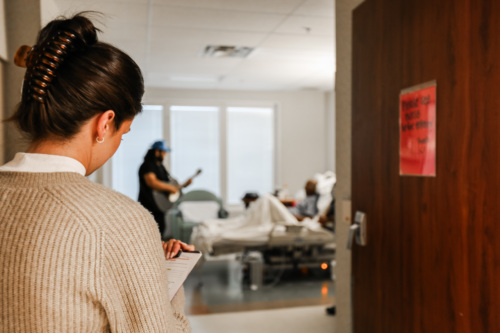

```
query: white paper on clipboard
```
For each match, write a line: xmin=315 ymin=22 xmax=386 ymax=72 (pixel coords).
xmin=165 ymin=251 xmax=202 ymax=301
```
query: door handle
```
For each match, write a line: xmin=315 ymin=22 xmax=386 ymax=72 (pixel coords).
xmin=347 ymin=211 xmax=367 ymax=249
xmin=347 ymin=224 xmax=359 ymax=249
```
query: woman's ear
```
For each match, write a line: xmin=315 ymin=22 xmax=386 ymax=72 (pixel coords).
xmin=95 ymin=110 xmax=115 ymax=142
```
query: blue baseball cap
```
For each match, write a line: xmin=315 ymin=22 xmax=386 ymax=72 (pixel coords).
xmin=151 ymin=140 xmax=171 ymax=152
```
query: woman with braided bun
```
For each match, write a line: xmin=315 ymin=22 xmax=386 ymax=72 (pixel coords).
xmin=0 ymin=13 xmax=193 ymax=332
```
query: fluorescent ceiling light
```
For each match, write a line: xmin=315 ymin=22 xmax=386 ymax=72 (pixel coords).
xmin=203 ymin=45 xmax=254 ymax=58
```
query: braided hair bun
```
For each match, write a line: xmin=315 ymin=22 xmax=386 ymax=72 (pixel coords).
xmin=10 ymin=12 xmax=144 ymax=142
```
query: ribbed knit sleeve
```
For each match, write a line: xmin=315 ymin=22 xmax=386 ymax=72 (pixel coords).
xmin=0 ymin=172 xmax=190 ymax=332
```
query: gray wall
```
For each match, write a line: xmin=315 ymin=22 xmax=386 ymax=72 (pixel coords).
xmin=325 ymin=91 xmax=335 ymax=172
xmin=2 ymin=0 xmax=41 ymax=161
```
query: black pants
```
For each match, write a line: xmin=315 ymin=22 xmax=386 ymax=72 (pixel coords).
xmin=152 ymin=210 xmax=166 ymax=239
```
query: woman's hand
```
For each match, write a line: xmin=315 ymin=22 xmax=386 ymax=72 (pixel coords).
xmin=162 ymin=239 xmax=195 ymax=259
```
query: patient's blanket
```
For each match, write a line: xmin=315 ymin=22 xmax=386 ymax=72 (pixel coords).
xmin=191 ymin=194 xmax=327 ymax=253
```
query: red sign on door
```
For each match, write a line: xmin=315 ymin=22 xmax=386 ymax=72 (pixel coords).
xmin=399 ymin=81 xmax=436 ymax=176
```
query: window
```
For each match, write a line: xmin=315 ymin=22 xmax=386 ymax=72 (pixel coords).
xmin=111 ymin=105 xmax=164 ymax=200
xmin=106 ymin=103 xmax=276 ymax=205
xmin=170 ymin=106 xmax=221 ymax=197
xmin=170 ymin=105 xmax=275 ymax=205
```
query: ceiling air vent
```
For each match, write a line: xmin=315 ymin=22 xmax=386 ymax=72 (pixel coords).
xmin=202 ymin=45 xmax=254 ymax=58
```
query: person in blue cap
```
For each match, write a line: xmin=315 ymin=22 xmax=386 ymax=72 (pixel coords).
xmin=138 ymin=140 xmax=192 ymax=239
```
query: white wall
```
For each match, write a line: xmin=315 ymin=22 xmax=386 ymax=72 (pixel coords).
xmin=40 ymin=0 xmax=59 ymax=25
xmin=326 ymin=91 xmax=335 ymax=171
xmin=0 ymin=0 xmax=7 ymax=61
xmin=3 ymin=0 xmax=42 ymax=162
xmin=144 ymin=87 xmax=333 ymax=196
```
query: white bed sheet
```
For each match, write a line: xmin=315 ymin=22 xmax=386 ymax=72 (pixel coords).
xmin=191 ymin=194 xmax=334 ymax=253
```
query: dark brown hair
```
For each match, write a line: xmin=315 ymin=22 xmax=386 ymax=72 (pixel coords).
xmin=9 ymin=12 xmax=144 ymax=141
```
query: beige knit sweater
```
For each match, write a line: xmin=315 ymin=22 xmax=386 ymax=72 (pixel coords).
xmin=0 ymin=171 xmax=190 ymax=332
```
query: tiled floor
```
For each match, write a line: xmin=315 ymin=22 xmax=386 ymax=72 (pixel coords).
xmin=184 ymin=258 xmax=335 ymax=315
xmin=188 ymin=305 xmax=336 ymax=333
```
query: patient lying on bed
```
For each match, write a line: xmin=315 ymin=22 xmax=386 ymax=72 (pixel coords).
xmin=288 ymin=179 xmax=319 ymax=221
xmin=191 ymin=191 xmax=334 ymax=255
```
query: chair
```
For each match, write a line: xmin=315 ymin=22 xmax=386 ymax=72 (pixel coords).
xmin=167 ymin=189 xmax=228 ymax=243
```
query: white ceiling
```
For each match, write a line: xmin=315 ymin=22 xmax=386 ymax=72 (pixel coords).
xmin=52 ymin=0 xmax=335 ymax=91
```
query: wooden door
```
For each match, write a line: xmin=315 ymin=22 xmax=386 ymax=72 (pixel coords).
xmin=352 ymin=0 xmax=500 ymax=332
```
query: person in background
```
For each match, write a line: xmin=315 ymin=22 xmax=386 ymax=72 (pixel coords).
xmin=318 ymin=192 xmax=335 ymax=231
xmin=138 ymin=140 xmax=192 ymax=239
xmin=288 ymin=179 xmax=319 ymax=221
xmin=0 ymin=13 xmax=193 ymax=332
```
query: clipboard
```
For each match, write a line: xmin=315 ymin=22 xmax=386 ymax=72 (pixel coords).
xmin=165 ymin=250 xmax=202 ymax=301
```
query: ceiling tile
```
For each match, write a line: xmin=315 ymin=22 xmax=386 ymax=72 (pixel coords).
xmin=294 ymin=0 xmax=334 ymax=17
xmin=95 ymin=3 xmax=149 ymax=24
xmin=274 ymin=15 xmax=334 ymax=36
xmin=52 ymin=0 xmax=335 ymax=91
xmin=148 ymin=40 xmax=205 ymax=57
xmin=152 ymin=0 xmax=304 ymax=14
xmin=148 ymin=55 xmax=242 ymax=74
xmin=54 ymin=0 xmax=149 ymax=24
xmin=55 ymin=0 xmax=150 ymax=6
xmin=101 ymin=24 xmax=148 ymax=43
xmin=249 ymin=48 xmax=334 ymax=64
xmin=151 ymin=5 xmax=287 ymax=32
xmin=150 ymin=26 xmax=267 ymax=48
xmin=260 ymin=34 xmax=334 ymax=52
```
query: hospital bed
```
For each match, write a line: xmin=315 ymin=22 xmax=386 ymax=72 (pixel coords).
xmin=166 ymin=189 xmax=228 ymax=243
xmin=190 ymin=192 xmax=336 ymax=288
xmin=198 ymin=211 xmax=335 ymax=262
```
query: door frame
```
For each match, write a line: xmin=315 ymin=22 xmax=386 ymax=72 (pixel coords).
xmin=335 ymin=1 xmax=366 ymax=332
